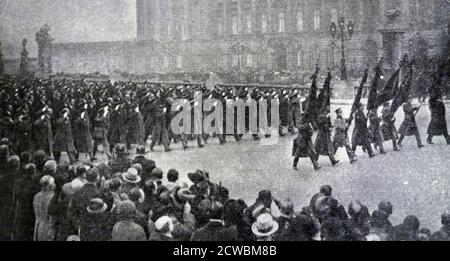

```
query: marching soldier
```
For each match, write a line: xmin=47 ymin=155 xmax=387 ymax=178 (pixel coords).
xmin=333 ymin=108 xmax=357 ymax=164
xmin=73 ymin=103 xmax=94 ymax=161
xmin=126 ymin=103 xmax=146 ymax=154
xmin=427 ymin=97 xmax=450 ymax=145
xmin=33 ymin=106 xmax=54 ymax=158
xmin=53 ymin=107 xmax=77 ymax=164
xmin=92 ymin=106 xmax=112 ymax=160
xmin=292 ymin=113 xmax=321 ymax=171
xmin=381 ymin=102 xmax=400 ymax=152
xmin=108 ymin=101 xmax=127 ymax=156
xmin=314 ymin=114 xmax=340 ymax=167
xmin=352 ymin=103 xmax=375 ymax=158
xmin=368 ymin=110 xmax=386 ymax=154
xmin=398 ymin=98 xmax=424 ymax=148
xmin=150 ymin=101 xmax=171 ymax=152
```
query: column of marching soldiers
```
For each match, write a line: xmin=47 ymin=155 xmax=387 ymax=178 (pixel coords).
xmin=0 ymin=57 xmax=449 ymax=171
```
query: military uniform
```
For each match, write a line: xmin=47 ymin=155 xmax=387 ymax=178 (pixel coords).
xmin=53 ymin=113 xmax=77 ymax=164
xmin=333 ymin=112 xmax=357 ymax=163
xmin=398 ymin=101 xmax=423 ymax=148
xmin=73 ymin=112 xmax=94 ymax=161
xmin=33 ymin=114 xmax=54 ymax=157
xmin=368 ymin=111 xmax=386 ymax=154
xmin=352 ymin=109 xmax=375 ymax=157
xmin=380 ymin=105 xmax=399 ymax=151
xmin=314 ymin=116 xmax=339 ymax=166
xmin=92 ymin=112 xmax=112 ymax=159
xmin=150 ymin=102 xmax=170 ymax=152
xmin=292 ymin=120 xmax=320 ymax=171
xmin=427 ymin=99 xmax=450 ymax=144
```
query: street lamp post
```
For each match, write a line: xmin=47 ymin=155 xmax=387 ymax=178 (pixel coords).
xmin=330 ymin=17 xmax=354 ymax=80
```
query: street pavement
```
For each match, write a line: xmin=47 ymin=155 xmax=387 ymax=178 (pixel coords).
xmin=69 ymin=103 xmax=450 ymax=232
xmin=145 ymin=103 xmax=450 ymax=232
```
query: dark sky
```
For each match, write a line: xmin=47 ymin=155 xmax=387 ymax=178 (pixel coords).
xmin=0 ymin=0 xmax=136 ymax=58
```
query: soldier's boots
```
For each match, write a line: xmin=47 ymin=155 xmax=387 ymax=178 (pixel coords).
xmin=427 ymin=136 xmax=434 ymax=144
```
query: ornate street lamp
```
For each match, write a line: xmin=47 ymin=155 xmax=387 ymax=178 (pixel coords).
xmin=330 ymin=17 xmax=354 ymax=80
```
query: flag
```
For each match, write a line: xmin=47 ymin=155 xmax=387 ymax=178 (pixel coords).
xmin=317 ymin=72 xmax=332 ymax=117
xmin=304 ymin=67 xmax=320 ymax=124
xmin=390 ymin=64 xmax=413 ymax=115
xmin=375 ymin=68 xmax=400 ymax=108
xmin=347 ymin=68 xmax=369 ymax=129
xmin=428 ymin=57 xmax=448 ymax=101
xmin=367 ymin=64 xmax=382 ymax=111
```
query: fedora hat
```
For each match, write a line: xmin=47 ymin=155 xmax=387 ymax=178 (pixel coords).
xmin=251 ymin=213 xmax=279 ymax=237
xmin=122 ymin=168 xmax=141 ymax=184
xmin=87 ymin=198 xmax=108 ymax=214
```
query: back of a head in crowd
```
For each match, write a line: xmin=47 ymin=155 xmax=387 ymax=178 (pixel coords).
xmin=76 ymin=164 xmax=89 ymax=178
xmin=115 ymin=144 xmax=127 ymax=156
xmin=155 ymin=216 xmax=174 ymax=234
xmin=348 ymin=200 xmax=366 ymax=218
xmin=403 ymin=215 xmax=420 ymax=232
xmin=33 ymin=150 xmax=46 ymax=163
xmin=378 ymin=200 xmax=393 ymax=216
xmin=0 ymin=144 xmax=9 ymax=160
xmin=44 ymin=160 xmax=57 ymax=175
xmin=257 ymin=190 xmax=272 ymax=207
xmin=208 ymin=201 xmax=224 ymax=220
xmin=167 ymin=169 xmax=179 ymax=183
xmin=86 ymin=167 xmax=99 ymax=183
xmin=370 ymin=210 xmax=388 ymax=229
xmin=320 ymin=185 xmax=332 ymax=197
xmin=40 ymin=175 xmax=56 ymax=191
xmin=151 ymin=168 xmax=164 ymax=180
xmin=117 ymin=200 xmax=136 ymax=220
xmin=136 ymin=145 xmax=146 ymax=155
xmin=442 ymin=208 xmax=450 ymax=226
xmin=20 ymin=151 xmax=33 ymax=165
xmin=223 ymin=199 xmax=246 ymax=226
xmin=24 ymin=163 xmax=36 ymax=176
xmin=7 ymin=155 xmax=20 ymax=170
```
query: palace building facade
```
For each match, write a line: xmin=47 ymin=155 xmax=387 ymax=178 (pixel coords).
xmin=51 ymin=0 xmax=450 ymax=76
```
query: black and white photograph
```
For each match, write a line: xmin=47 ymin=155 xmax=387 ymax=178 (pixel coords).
xmin=1 ymin=0 xmax=450 ymax=247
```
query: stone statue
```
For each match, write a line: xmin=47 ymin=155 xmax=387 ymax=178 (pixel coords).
xmin=35 ymin=24 xmax=53 ymax=74
xmin=19 ymin=39 xmax=29 ymax=76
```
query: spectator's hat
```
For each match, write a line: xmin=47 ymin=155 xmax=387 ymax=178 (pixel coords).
xmin=174 ymin=188 xmax=195 ymax=204
xmin=188 ymin=169 xmax=207 ymax=184
xmin=311 ymin=196 xmax=331 ymax=219
xmin=136 ymin=145 xmax=146 ymax=155
xmin=87 ymin=198 xmax=108 ymax=214
xmin=276 ymin=198 xmax=294 ymax=216
xmin=122 ymin=168 xmax=141 ymax=184
xmin=251 ymin=213 xmax=279 ymax=237
xmin=155 ymin=216 xmax=174 ymax=232
xmin=115 ymin=144 xmax=128 ymax=156
xmin=150 ymin=167 xmax=164 ymax=180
